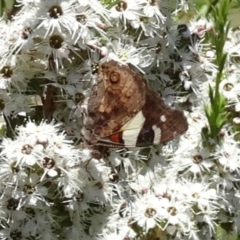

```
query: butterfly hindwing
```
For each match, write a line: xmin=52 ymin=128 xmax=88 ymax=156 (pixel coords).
xmin=136 ymin=90 xmax=188 ymax=146
xmin=95 ymin=89 xmax=188 ymax=147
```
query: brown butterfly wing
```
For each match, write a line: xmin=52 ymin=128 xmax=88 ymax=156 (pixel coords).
xmin=88 ymin=60 xmax=146 ymax=138
xmin=84 ymin=60 xmax=188 ymax=147
xmin=136 ymin=89 xmax=188 ymax=146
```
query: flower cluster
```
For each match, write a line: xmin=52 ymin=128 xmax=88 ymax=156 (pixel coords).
xmin=0 ymin=0 xmax=239 ymax=239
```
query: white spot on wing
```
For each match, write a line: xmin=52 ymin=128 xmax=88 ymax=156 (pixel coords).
xmin=160 ymin=115 xmax=166 ymax=122
xmin=122 ymin=111 xmax=145 ymax=146
xmin=152 ymin=125 xmax=161 ymax=144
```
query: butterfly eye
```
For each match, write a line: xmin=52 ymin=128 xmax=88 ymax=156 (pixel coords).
xmin=110 ymin=72 xmax=120 ymax=83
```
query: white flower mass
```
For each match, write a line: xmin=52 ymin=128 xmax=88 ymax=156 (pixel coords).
xmin=0 ymin=0 xmax=239 ymax=239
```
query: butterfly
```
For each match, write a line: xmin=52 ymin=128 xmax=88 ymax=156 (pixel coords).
xmin=82 ymin=60 xmax=188 ymax=147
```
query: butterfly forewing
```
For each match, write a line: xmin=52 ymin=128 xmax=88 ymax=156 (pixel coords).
xmin=88 ymin=60 xmax=147 ymax=137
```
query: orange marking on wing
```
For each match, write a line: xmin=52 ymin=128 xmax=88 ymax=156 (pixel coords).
xmin=110 ymin=133 xmax=121 ymax=143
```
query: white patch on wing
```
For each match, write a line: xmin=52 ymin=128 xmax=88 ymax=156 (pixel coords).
xmin=152 ymin=125 xmax=161 ymax=144
xmin=121 ymin=111 xmax=145 ymax=146
xmin=160 ymin=115 xmax=166 ymax=122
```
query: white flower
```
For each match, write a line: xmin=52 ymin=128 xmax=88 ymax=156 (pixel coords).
xmin=188 ymin=17 xmax=214 ymax=38
xmin=34 ymin=0 xmax=77 ymax=37
xmin=41 ymin=66 xmax=90 ymax=97
xmin=141 ymin=34 xmax=174 ymax=69
xmin=213 ymin=140 xmax=240 ymax=172
xmin=195 ymin=203 xmax=218 ymax=235
xmin=199 ymin=51 xmax=217 ymax=73
xmin=17 ymin=120 xmax=62 ymax=145
xmin=84 ymin=173 xmax=114 ymax=203
xmin=177 ymin=0 xmax=189 ymax=12
xmin=0 ymin=136 xmax=42 ymax=167
xmin=36 ymin=31 xmax=76 ymax=70
xmin=167 ymin=138 xmax=214 ymax=179
xmin=0 ymin=153 xmax=28 ymax=185
xmin=100 ymin=215 xmax=137 ymax=240
xmin=105 ymin=39 xmax=152 ymax=69
xmin=59 ymin=161 xmax=90 ymax=202
xmin=14 ymin=0 xmax=41 ymax=7
xmin=131 ymin=192 xmax=164 ymax=232
xmin=181 ymin=180 xmax=219 ymax=212
xmin=153 ymin=180 xmax=186 ymax=201
xmin=0 ymin=193 xmax=29 ymax=223
xmin=131 ymin=16 xmax=160 ymax=39
xmin=0 ymin=220 xmax=23 ymax=239
xmin=0 ymin=92 xmax=32 ymax=117
xmin=76 ymin=0 xmax=110 ymax=25
xmin=211 ymin=171 xmax=236 ymax=191
xmin=73 ymin=6 xmax=106 ymax=45
xmin=143 ymin=0 xmax=167 ymax=25
xmin=66 ymin=190 xmax=89 ymax=216
xmin=185 ymin=109 xmax=207 ymax=139
xmin=0 ymin=60 xmax=28 ymax=91
xmin=219 ymin=75 xmax=240 ymax=111
xmin=12 ymin=173 xmax=48 ymax=208
xmin=6 ymin=22 xmax=35 ymax=56
xmin=158 ymin=197 xmax=192 ymax=233
xmin=128 ymin=172 xmax=155 ymax=194
xmin=110 ymin=0 xmax=143 ymax=28
xmin=225 ymin=29 xmax=240 ymax=59
xmin=0 ymin=20 xmax=11 ymax=61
